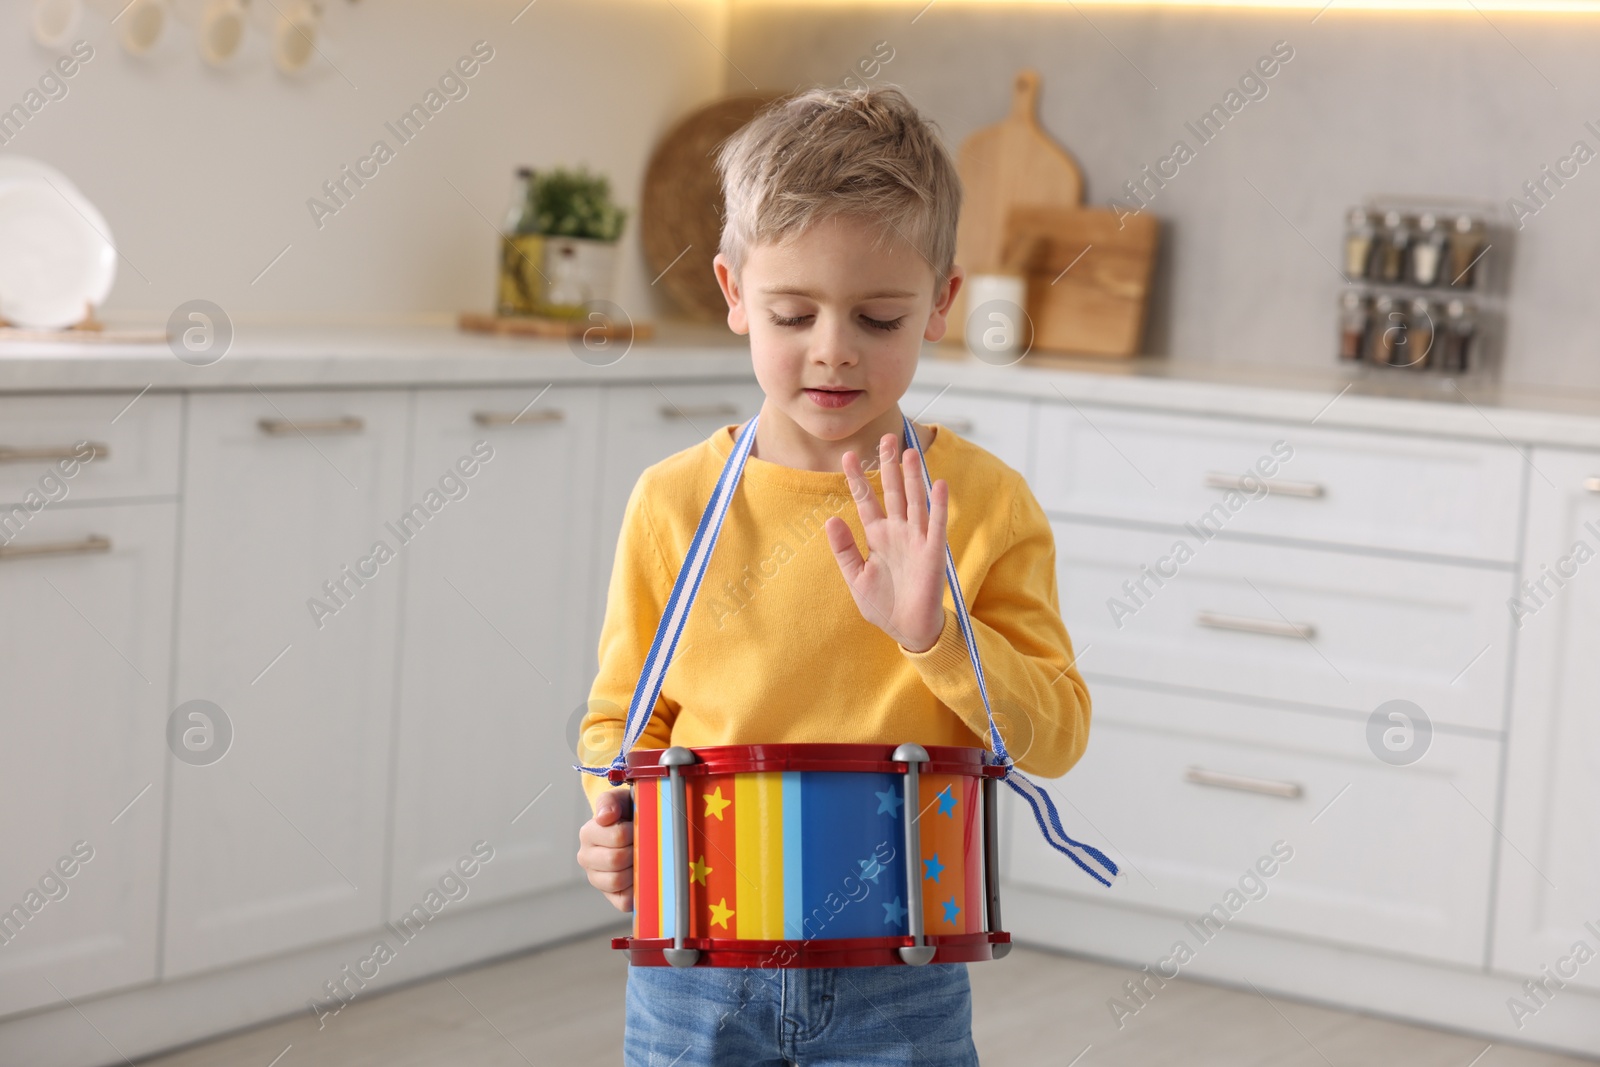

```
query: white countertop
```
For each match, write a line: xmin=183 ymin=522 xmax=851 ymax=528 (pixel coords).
xmin=4 ymin=320 xmax=1600 ymax=452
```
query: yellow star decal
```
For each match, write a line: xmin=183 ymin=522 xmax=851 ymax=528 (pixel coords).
xmin=703 ymin=786 xmax=731 ymax=820
xmin=709 ymin=897 xmax=735 ymax=929
xmin=690 ymin=855 xmax=712 ymax=885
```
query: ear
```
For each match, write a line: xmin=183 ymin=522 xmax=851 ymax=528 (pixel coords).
xmin=923 ymin=263 xmax=966 ymax=344
xmin=713 ymin=253 xmax=750 ymax=335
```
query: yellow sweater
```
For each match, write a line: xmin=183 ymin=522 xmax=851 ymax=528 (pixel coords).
xmin=578 ymin=420 xmax=1092 ymax=815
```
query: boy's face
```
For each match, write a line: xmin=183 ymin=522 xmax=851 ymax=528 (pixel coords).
xmin=713 ymin=213 xmax=964 ymax=446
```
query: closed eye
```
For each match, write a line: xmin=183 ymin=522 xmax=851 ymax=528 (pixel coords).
xmin=767 ymin=312 xmax=906 ymax=332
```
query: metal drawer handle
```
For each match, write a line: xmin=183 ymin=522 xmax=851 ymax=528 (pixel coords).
xmin=473 ymin=409 xmax=564 ymax=426
xmin=0 ymin=535 xmax=112 ymax=560
xmin=1584 ymin=477 xmax=1600 ymax=493
xmin=658 ymin=402 xmax=741 ymax=420
xmin=0 ymin=442 xmax=109 ymax=463
xmin=1196 ymin=610 xmax=1316 ymax=640
xmin=1185 ymin=766 xmax=1303 ymax=799
xmin=257 ymin=416 xmax=364 ymax=436
xmin=1204 ymin=471 xmax=1324 ymax=498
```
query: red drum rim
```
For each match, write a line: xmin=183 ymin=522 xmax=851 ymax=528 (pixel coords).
xmin=612 ymin=931 xmax=1011 ymax=968
xmin=608 ymin=742 xmax=1006 ymax=784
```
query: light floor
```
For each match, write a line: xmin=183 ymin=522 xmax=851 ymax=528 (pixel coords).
xmin=135 ymin=928 xmax=1596 ymax=1066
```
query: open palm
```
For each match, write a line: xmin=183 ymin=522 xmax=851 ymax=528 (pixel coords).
xmin=825 ymin=432 xmax=950 ymax=654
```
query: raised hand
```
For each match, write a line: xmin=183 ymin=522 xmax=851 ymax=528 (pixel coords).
xmin=824 ymin=431 xmax=949 ymax=654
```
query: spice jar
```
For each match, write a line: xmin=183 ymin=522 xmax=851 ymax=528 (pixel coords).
xmin=1378 ymin=211 xmax=1411 ymax=284
xmin=1370 ymin=294 xmax=1403 ymax=365
xmin=1438 ymin=299 xmax=1477 ymax=373
xmin=1448 ymin=215 xmax=1486 ymax=289
xmin=1338 ymin=290 xmax=1369 ymax=362
xmin=1409 ymin=213 xmax=1447 ymax=287
xmin=1344 ymin=208 xmax=1378 ymax=281
xmin=1403 ymin=297 xmax=1436 ymax=370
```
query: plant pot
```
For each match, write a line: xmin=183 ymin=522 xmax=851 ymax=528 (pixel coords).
xmin=539 ymin=236 xmax=619 ymax=318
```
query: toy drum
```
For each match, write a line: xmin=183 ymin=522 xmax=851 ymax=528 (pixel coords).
xmin=609 ymin=741 xmax=1013 ymax=968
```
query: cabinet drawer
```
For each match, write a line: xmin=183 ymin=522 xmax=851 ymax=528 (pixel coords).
xmin=903 ymin=386 xmax=1033 ymax=479
xmin=1006 ymin=684 xmax=1498 ymax=966
xmin=1034 ymin=404 xmax=1523 ymax=561
xmin=0 ymin=393 xmax=181 ymax=504
xmin=1056 ymin=521 xmax=1512 ymax=731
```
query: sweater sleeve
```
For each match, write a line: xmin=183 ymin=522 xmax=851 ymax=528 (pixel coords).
xmin=579 ymin=473 xmax=680 ymax=816
xmin=899 ymin=473 xmax=1092 ymax=779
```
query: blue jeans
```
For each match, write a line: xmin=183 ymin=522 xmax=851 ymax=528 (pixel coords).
xmin=623 ymin=960 xmax=979 ymax=1066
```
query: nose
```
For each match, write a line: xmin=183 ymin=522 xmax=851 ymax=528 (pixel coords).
xmin=810 ymin=314 xmax=858 ymax=370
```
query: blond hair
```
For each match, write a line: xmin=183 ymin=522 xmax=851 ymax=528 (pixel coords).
xmin=714 ymin=85 xmax=962 ymax=295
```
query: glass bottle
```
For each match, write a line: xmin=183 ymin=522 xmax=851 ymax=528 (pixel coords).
xmin=1378 ymin=211 xmax=1410 ymax=284
xmin=1404 ymin=297 xmax=1436 ymax=370
xmin=1370 ymin=294 xmax=1402 ymax=365
xmin=1409 ymin=213 xmax=1446 ymax=287
xmin=1438 ymin=299 xmax=1477 ymax=373
xmin=1344 ymin=208 xmax=1377 ymax=281
xmin=496 ymin=167 xmax=545 ymax=317
xmin=1338 ymin=289 xmax=1369 ymax=362
xmin=1447 ymin=215 xmax=1486 ymax=289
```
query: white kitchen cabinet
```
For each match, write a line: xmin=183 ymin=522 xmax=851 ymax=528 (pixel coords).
xmin=163 ymin=390 xmax=409 ymax=978
xmin=1033 ymin=404 xmax=1525 ymax=563
xmin=0 ymin=503 xmax=176 ymax=1016
xmin=1493 ymin=447 xmax=1600 ymax=992
xmin=389 ymin=385 xmax=602 ymax=914
xmin=1008 ymin=682 xmax=1500 ymax=967
xmin=902 ymin=385 xmax=1034 ymax=480
xmin=587 ymin=382 xmax=765 ymax=664
xmin=1053 ymin=520 xmax=1515 ymax=731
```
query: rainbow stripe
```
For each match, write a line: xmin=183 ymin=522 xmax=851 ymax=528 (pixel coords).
xmin=632 ymin=767 xmax=983 ymax=943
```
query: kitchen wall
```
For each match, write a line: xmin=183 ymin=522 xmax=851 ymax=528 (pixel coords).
xmin=0 ymin=0 xmax=727 ymax=327
xmin=724 ymin=1 xmax=1600 ymax=392
xmin=6 ymin=1 xmax=1599 ymax=391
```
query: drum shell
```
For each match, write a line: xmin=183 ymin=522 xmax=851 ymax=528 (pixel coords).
xmin=612 ymin=743 xmax=1011 ymax=968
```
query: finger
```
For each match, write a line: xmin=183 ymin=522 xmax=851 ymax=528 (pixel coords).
xmin=929 ymin=478 xmax=950 ymax=551
xmin=879 ymin=434 xmax=905 ymax=520
xmin=606 ymin=889 xmax=634 ymax=913
xmin=842 ymin=451 xmax=886 ymax=524
xmin=591 ymin=839 xmax=636 ymax=871
xmin=824 ymin=515 xmax=866 ymax=583
xmin=580 ymin=815 xmax=633 ymax=849
xmin=904 ymin=447 xmax=929 ymax=535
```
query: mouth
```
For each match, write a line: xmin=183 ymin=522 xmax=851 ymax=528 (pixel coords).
xmin=804 ymin=386 xmax=863 ymax=409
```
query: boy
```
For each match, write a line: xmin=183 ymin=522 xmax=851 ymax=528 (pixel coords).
xmin=576 ymin=85 xmax=1092 ymax=1066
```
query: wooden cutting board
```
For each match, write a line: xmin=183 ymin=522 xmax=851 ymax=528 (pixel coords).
xmin=954 ymin=69 xmax=1084 ymax=281
xmin=1002 ymin=203 xmax=1158 ymax=357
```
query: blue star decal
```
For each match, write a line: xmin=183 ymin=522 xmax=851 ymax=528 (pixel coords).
xmin=883 ymin=896 xmax=908 ymax=926
xmin=923 ymin=852 xmax=944 ymax=883
xmin=859 ymin=855 xmax=885 ymax=884
xmin=875 ymin=787 xmax=903 ymax=817
xmin=936 ymin=786 xmax=957 ymax=817
xmin=942 ymin=897 xmax=960 ymax=925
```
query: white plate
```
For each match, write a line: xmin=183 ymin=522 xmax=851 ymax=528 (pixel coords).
xmin=0 ymin=166 xmax=116 ymax=330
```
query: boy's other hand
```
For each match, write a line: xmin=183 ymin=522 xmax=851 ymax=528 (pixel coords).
xmin=577 ymin=786 xmax=634 ymax=913
xmin=826 ymin=432 xmax=949 ymax=654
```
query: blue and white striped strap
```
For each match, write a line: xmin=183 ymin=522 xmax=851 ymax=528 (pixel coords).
xmin=895 ymin=412 xmax=1117 ymax=888
xmin=573 ymin=412 xmax=1118 ymax=887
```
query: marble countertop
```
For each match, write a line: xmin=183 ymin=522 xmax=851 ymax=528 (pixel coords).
xmin=4 ymin=319 xmax=1600 ymax=451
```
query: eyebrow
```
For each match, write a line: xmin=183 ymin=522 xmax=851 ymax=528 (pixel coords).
xmin=760 ymin=286 xmax=919 ymax=300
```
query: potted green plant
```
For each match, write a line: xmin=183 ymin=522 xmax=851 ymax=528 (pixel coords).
xmin=526 ymin=166 xmax=628 ymax=317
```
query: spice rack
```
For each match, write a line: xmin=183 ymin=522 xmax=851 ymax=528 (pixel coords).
xmin=1336 ymin=197 xmax=1508 ymax=378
